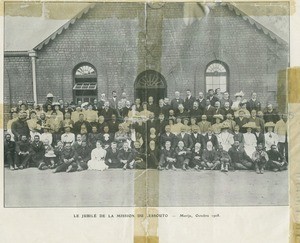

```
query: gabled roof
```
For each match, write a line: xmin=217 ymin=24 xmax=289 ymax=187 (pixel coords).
xmin=4 ymin=2 xmax=289 ymax=53
xmin=224 ymin=3 xmax=289 ymax=45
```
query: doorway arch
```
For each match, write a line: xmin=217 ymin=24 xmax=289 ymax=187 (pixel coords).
xmin=134 ymin=70 xmax=167 ymax=103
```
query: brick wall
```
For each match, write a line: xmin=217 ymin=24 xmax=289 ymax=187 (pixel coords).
xmin=4 ymin=3 xmax=289 ymax=117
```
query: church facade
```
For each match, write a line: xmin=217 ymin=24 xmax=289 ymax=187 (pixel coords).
xmin=4 ymin=2 xmax=289 ymax=113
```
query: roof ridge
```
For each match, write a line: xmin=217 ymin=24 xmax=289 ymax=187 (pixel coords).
xmin=34 ymin=3 xmax=96 ymax=51
xmin=224 ymin=3 xmax=288 ymax=45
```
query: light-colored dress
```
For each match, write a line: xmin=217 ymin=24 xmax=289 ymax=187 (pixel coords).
xmin=88 ymin=148 xmax=108 ymax=171
xmin=243 ymin=133 xmax=257 ymax=157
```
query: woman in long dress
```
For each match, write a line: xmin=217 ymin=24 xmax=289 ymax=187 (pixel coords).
xmin=243 ymin=123 xmax=257 ymax=157
xmin=88 ymin=141 xmax=108 ymax=171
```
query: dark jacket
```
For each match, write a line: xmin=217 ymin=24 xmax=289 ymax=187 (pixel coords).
xmin=11 ymin=118 xmax=30 ymax=140
xmin=228 ymin=147 xmax=252 ymax=164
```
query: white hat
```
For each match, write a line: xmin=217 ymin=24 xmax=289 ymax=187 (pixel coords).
xmin=234 ymin=91 xmax=244 ymax=97
xmin=46 ymin=93 xmax=54 ymax=98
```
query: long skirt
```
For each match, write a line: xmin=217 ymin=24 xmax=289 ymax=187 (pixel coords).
xmin=88 ymin=159 xmax=108 ymax=171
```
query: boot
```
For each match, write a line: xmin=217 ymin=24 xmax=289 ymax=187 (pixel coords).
xmin=224 ymin=164 xmax=229 ymax=172
xmin=221 ymin=164 xmax=225 ymax=172
xmin=171 ymin=164 xmax=176 ymax=171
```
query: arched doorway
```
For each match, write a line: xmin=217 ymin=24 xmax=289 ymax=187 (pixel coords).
xmin=134 ymin=70 xmax=167 ymax=104
xmin=73 ymin=63 xmax=98 ymax=104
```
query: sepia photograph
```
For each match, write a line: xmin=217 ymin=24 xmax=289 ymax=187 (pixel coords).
xmin=3 ymin=1 xmax=289 ymax=207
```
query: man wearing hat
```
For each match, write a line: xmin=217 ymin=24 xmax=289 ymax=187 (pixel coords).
xmin=264 ymin=122 xmax=279 ymax=150
xmin=43 ymin=93 xmax=54 ymax=112
xmin=217 ymin=123 xmax=234 ymax=152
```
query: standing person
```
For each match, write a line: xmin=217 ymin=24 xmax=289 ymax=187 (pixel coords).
xmin=27 ymin=111 xmax=41 ymax=141
xmin=4 ymin=134 xmax=17 ymax=170
xmin=242 ymin=122 xmax=258 ymax=157
xmin=247 ymin=92 xmax=261 ymax=112
xmin=203 ymin=127 xmax=219 ymax=149
xmin=264 ymin=122 xmax=279 ymax=151
xmin=206 ymin=89 xmax=219 ymax=106
xmin=88 ymin=141 xmax=108 ymax=171
xmin=53 ymin=143 xmax=77 ymax=173
xmin=30 ymin=135 xmax=46 ymax=169
xmin=254 ymin=125 xmax=265 ymax=147
xmin=159 ymin=125 xmax=177 ymax=149
xmin=11 ymin=112 xmax=30 ymax=141
xmin=201 ymin=141 xmax=220 ymax=170
xmin=6 ymin=111 xmax=18 ymax=141
xmin=231 ymin=91 xmax=244 ymax=111
xmin=184 ymin=89 xmax=196 ymax=112
xmin=220 ymin=91 xmax=233 ymax=108
xmin=228 ymin=141 xmax=253 ymax=170
xmin=221 ymin=101 xmax=234 ymax=117
xmin=176 ymin=126 xmax=194 ymax=150
xmin=99 ymin=101 xmax=116 ymax=122
xmin=217 ymin=123 xmax=234 ymax=152
xmin=196 ymin=91 xmax=206 ymax=110
xmin=189 ymin=101 xmax=203 ymax=122
xmin=204 ymin=99 xmax=216 ymax=123
xmin=15 ymin=135 xmax=31 ymax=169
xmin=147 ymin=96 xmax=157 ymax=114
xmin=88 ymin=125 xmax=101 ymax=149
xmin=147 ymin=140 xmax=159 ymax=169
xmin=118 ymin=141 xmax=134 ymax=170
xmin=43 ymin=93 xmax=54 ymax=112
xmin=232 ymin=125 xmax=244 ymax=148
xmin=274 ymin=114 xmax=288 ymax=161
xmin=109 ymin=91 xmax=118 ymax=109
xmin=252 ymin=143 xmax=269 ymax=174
xmin=171 ymin=91 xmax=184 ymax=112
xmin=267 ymin=144 xmax=288 ymax=172
xmin=263 ymin=103 xmax=280 ymax=123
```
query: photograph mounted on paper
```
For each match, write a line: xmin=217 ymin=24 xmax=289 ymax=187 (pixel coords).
xmin=3 ymin=2 xmax=290 ymax=207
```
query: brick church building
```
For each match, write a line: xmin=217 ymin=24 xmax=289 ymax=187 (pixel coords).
xmin=4 ymin=2 xmax=289 ymax=122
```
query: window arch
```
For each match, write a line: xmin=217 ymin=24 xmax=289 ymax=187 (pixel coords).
xmin=205 ymin=61 xmax=229 ymax=92
xmin=73 ymin=63 xmax=98 ymax=104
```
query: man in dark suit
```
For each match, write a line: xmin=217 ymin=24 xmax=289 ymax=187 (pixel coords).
xmin=147 ymin=96 xmax=157 ymax=115
xmin=176 ymin=127 xmax=194 ymax=150
xmin=235 ymin=110 xmax=249 ymax=133
xmin=160 ymin=125 xmax=177 ymax=148
xmin=30 ymin=135 xmax=46 ymax=169
xmin=196 ymin=91 xmax=206 ymax=110
xmin=11 ymin=112 xmax=30 ymax=141
xmin=246 ymin=92 xmax=261 ymax=112
xmin=99 ymin=101 xmax=116 ymax=122
xmin=203 ymin=128 xmax=219 ymax=149
xmin=4 ymin=134 xmax=17 ymax=170
xmin=118 ymin=142 xmax=134 ymax=170
xmin=190 ymin=126 xmax=205 ymax=148
xmin=184 ymin=89 xmax=196 ymax=112
xmin=228 ymin=141 xmax=253 ymax=170
xmin=109 ymin=91 xmax=118 ymax=109
xmin=171 ymin=91 xmax=184 ymax=112
xmin=204 ymin=99 xmax=216 ymax=123
xmin=206 ymin=89 xmax=219 ymax=107
xmin=189 ymin=101 xmax=203 ymax=122
xmin=73 ymin=113 xmax=92 ymax=134
xmin=15 ymin=135 xmax=31 ymax=169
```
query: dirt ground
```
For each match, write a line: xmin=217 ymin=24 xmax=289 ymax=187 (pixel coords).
xmin=4 ymin=168 xmax=288 ymax=207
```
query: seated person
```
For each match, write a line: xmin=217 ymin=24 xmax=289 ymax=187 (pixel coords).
xmin=75 ymin=140 xmax=91 ymax=171
xmin=88 ymin=125 xmax=101 ymax=149
xmin=176 ymin=126 xmax=194 ymax=150
xmin=190 ymin=142 xmax=203 ymax=171
xmin=100 ymin=125 xmax=114 ymax=149
xmin=132 ymin=141 xmax=146 ymax=169
xmin=105 ymin=142 xmax=121 ymax=168
xmin=30 ymin=135 xmax=46 ymax=169
xmin=228 ymin=141 xmax=253 ymax=170
xmin=88 ymin=141 xmax=108 ymax=171
xmin=44 ymin=140 xmax=56 ymax=169
xmin=202 ymin=141 xmax=220 ymax=170
xmin=158 ymin=141 xmax=176 ymax=170
xmin=15 ymin=135 xmax=31 ymax=169
xmin=217 ymin=144 xmax=231 ymax=172
xmin=175 ymin=141 xmax=192 ymax=171
xmin=4 ymin=134 xmax=17 ymax=170
xmin=118 ymin=141 xmax=134 ymax=170
xmin=53 ymin=142 xmax=77 ymax=173
xmin=267 ymin=144 xmax=287 ymax=172
xmin=61 ymin=125 xmax=75 ymax=145
xmin=160 ymin=125 xmax=176 ymax=149
xmin=147 ymin=140 xmax=159 ymax=169
xmin=252 ymin=143 xmax=269 ymax=174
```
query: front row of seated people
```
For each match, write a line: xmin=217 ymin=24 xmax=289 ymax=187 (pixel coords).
xmin=4 ymin=130 xmax=287 ymax=174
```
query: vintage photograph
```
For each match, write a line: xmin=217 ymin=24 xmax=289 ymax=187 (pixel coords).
xmin=3 ymin=2 xmax=289 ymax=207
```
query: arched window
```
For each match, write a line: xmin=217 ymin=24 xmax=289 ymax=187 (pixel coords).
xmin=73 ymin=63 xmax=97 ymax=103
xmin=205 ymin=61 xmax=228 ymax=92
